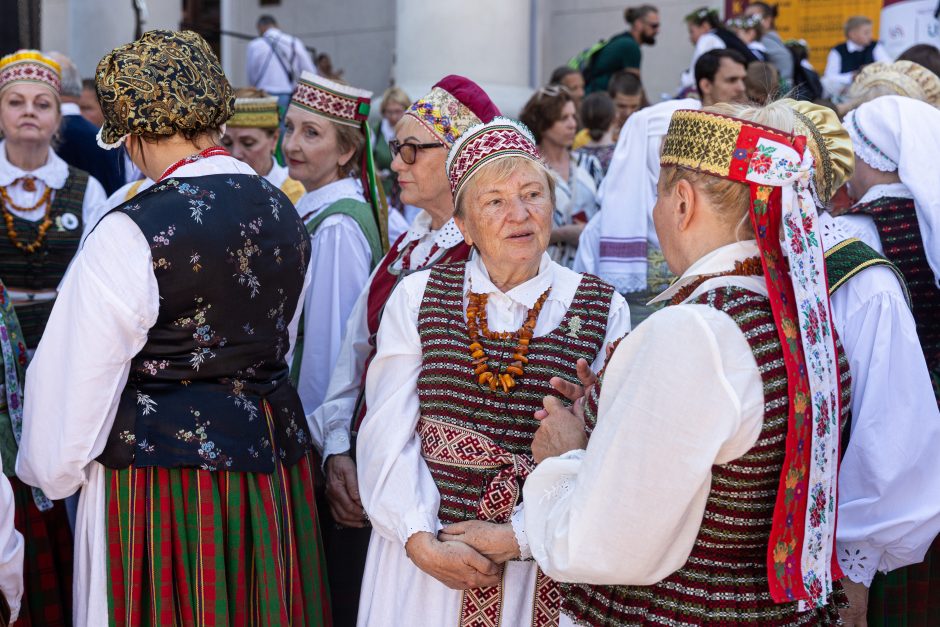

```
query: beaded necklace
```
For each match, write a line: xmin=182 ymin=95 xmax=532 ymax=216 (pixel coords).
xmin=0 ymin=178 xmax=54 ymax=254
xmin=158 ymin=146 xmax=231 ymax=181
xmin=669 ymin=256 xmax=764 ymax=305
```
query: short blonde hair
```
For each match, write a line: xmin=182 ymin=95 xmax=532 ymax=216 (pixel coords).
xmin=659 ymin=100 xmax=796 ymax=240
xmin=455 ymin=156 xmax=556 ymax=217
xmin=381 ymin=86 xmax=411 ymax=113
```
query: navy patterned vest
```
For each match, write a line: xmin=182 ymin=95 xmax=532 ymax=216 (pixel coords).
xmin=0 ymin=166 xmax=88 ymax=347
xmin=97 ymin=174 xmax=312 ymax=473
xmin=566 ymin=287 xmax=851 ymax=626
xmin=416 ymin=262 xmax=614 ymax=525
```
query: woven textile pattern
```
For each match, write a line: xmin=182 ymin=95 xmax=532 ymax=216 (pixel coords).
xmin=660 ymin=110 xmax=741 ymax=176
xmin=449 ymin=126 xmax=540 ymax=197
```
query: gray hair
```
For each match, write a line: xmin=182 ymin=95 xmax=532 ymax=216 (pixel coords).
xmin=45 ymin=52 xmax=82 ymax=99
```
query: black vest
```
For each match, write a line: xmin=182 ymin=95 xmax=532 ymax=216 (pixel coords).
xmin=714 ymin=27 xmax=759 ymax=64
xmin=835 ymin=41 xmax=877 ymax=73
xmin=98 ymin=174 xmax=312 ymax=473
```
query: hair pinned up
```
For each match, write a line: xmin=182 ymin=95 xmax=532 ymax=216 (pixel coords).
xmin=624 ymin=5 xmax=658 ymax=24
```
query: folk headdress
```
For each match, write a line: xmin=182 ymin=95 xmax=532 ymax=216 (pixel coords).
xmin=290 ymin=71 xmax=388 ymax=251
xmin=847 ymin=60 xmax=940 ymax=109
xmin=661 ymin=109 xmax=844 ymax=608
xmin=0 ymin=50 xmax=61 ymax=97
xmin=229 ymin=96 xmax=280 ymax=130
xmin=406 ymin=75 xmax=501 ymax=146
xmin=845 ymin=95 xmax=940 ymax=286
xmin=445 ymin=117 xmax=542 ymax=203
xmin=783 ymin=99 xmax=854 ymax=206
xmin=95 ymin=30 xmax=234 ymax=149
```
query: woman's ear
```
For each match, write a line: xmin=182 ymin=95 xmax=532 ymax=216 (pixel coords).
xmin=337 ymin=145 xmax=357 ymax=171
xmin=674 ymin=178 xmax=697 ymax=232
xmin=453 ymin=210 xmax=473 ymax=246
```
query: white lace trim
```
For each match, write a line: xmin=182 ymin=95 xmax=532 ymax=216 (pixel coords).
xmin=509 ymin=506 xmax=532 ymax=561
xmin=855 ymin=182 xmax=913 ymax=205
xmin=845 ymin=110 xmax=897 ymax=172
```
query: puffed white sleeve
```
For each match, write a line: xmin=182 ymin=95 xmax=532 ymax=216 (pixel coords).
xmin=307 ymin=274 xmax=374 ymax=457
xmin=80 ymin=175 xmax=109 ymax=238
xmin=16 ymin=213 xmax=158 ymax=498
xmin=0 ymin=458 xmax=23 ymax=623
xmin=296 ymin=215 xmax=373 ymax=414
xmin=357 ymin=271 xmax=441 ymax=546
xmin=833 ymin=267 xmax=940 ymax=586
xmin=523 ymin=305 xmax=764 ymax=585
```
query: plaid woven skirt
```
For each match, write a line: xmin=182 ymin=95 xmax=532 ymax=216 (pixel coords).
xmin=10 ymin=476 xmax=73 ymax=627
xmin=105 ymin=451 xmax=331 ymax=627
xmin=868 ymin=536 xmax=940 ymax=627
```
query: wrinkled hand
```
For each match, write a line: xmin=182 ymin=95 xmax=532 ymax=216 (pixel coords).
xmin=838 ymin=579 xmax=869 ymax=627
xmin=405 ymin=531 xmax=501 ymax=590
xmin=532 ymin=395 xmax=588 ymax=463
xmin=325 ymin=454 xmax=368 ymax=528
xmin=439 ymin=520 xmax=520 ymax=564
xmin=534 ymin=358 xmax=597 ymax=420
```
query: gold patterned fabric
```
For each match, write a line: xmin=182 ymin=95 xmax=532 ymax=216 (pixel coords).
xmin=660 ymin=110 xmax=742 ymax=177
xmin=784 ymin=99 xmax=854 ymax=205
xmin=229 ymin=96 xmax=280 ymax=129
xmin=95 ymin=30 xmax=235 ymax=148
xmin=848 ymin=61 xmax=940 ymax=108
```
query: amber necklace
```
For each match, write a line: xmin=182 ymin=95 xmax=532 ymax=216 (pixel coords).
xmin=0 ymin=179 xmax=54 ymax=254
xmin=466 ymin=285 xmax=551 ymax=393
xmin=670 ymin=256 xmax=764 ymax=305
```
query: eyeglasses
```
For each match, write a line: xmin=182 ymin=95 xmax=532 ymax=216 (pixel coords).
xmin=645 ymin=21 xmax=661 ymax=29
xmin=389 ymin=139 xmax=445 ymax=165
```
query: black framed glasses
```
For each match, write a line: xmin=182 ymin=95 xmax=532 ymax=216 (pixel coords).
xmin=389 ymin=139 xmax=445 ymax=165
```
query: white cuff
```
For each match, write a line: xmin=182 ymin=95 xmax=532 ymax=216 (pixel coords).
xmin=398 ymin=510 xmax=439 ymax=547
xmin=323 ymin=428 xmax=352 ymax=460
xmin=510 ymin=505 xmax=532 ymax=560
xmin=837 ymin=541 xmax=882 ymax=586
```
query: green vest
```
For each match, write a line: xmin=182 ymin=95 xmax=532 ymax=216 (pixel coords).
xmin=825 ymin=237 xmax=911 ymax=308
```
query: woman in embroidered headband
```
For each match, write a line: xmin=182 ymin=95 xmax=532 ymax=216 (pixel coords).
xmin=355 ymin=117 xmax=629 ymax=627
xmin=284 ymin=71 xmax=386 ymax=418
xmin=0 ymin=48 xmax=111 ymax=627
xmin=222 ymin=87 xmax=306 ymax=205
xmin=782 ymin=98 xmax=940 ymax=627
xmin=17 ymin=30 xmax=329 ymax=626
xmin=308 ymin=74 xmax=499 ymax=625
xmin=520 ymin=100 xmax=851 ymax=625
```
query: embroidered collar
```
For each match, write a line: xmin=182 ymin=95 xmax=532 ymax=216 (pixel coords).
xmin=398 ymin=211 xmax=465 ymax=251
xmin=295 ymin=177 xmax=364 ymax=221
xmin=854 ymin=182 xmax=913 ymax=206
xmin=650 ymin=240 xmax=761 ymax=304
xmin=466 ymin=252 xmax=557 ymax=309
xmin=0 ymin=140 xmax=68 ymax=189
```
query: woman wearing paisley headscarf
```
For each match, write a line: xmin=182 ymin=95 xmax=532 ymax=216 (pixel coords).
xmin=17 ymin=30 xmax=329 ymax=626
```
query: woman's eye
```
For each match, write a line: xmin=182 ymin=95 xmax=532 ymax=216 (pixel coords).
xmin=527 ymin=191 xmax=541 ymax=200
xmin=284 ymin=125 xmax=293 ymax=134
xmin=305 ymin=129 xmax=318 ymax=138
xmin=488 ymin=198 xmax=503 ymax=207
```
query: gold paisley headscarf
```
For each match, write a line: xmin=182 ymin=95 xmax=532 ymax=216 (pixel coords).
xmin=95 ymin=30 xmax=235 ymax=149
xmin=782 ymin=99 xmax=854 ymax=205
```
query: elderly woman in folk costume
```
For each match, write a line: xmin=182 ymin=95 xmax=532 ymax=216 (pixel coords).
xmin=355 ymin=118 xmax=630 ymax=627
xmin=778 ymin=99 xmax=940 ymax=627
xmin=222 ymin=88 xmax=306 ymax=205
xmin=308 ymin=75 xmax=499 ymax=624
xmin=284 ymin=72 xmax=386 ymax=415
xmin=0 ymin=49 xmax=110 ymax=626
xmin=16 ymin=30 xmax=329 ymax=625
xmin=515 ymin=101 xmax=852 ymax=625
xmin=830 ymin=94 xmax=940 ymax=625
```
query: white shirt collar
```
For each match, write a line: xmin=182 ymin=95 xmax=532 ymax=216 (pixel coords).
xmin=846 ymin=40 xmax=867 ymax=53
xmin=263 ymin=160 xmax=289 ymax=188
xmin=295 ymin=177 xmax=364 ymax=220
xmin=466 ymin=252 xmax=557 ymax=309
xmin=398 ymin=210 xmax=465 ymax=250
xmin=650 ymin=240 xmax=760 ymax=304
xmin=855 ymin=182 xmax=913 ymax=206
xmin=60 ymin=102 xmax=81 ymax=116
xmin=0 ymin=140 xmax=69 ymax=189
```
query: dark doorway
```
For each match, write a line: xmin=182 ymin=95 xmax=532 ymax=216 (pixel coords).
xmin=0 ymin=0 xmax=41 ymax=55
xmin=181 ymin=0 xmax=222 ymax=58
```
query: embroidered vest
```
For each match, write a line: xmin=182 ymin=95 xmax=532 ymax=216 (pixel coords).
xmin=825 ymin=237 xmax=910 ymax=306
xmin=835 ymin=41 xmax=877 ymax=74
xmin=567 ymin=287 xmax=851 ymax=626
xmin=847 ymin=196 xmax=939 ymax=402
xmin=349 ymin=234 xmax=473 ymax=436
xmin=97 ymin=174 xmax=312 ymax=473
xmin=0 ymin=166 xmax=88 ymax=346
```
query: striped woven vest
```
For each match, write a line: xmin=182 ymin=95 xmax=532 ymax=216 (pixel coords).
xmin=568 ymin=287 xmax=851 ymax=626
xmin=0 ymin=166 xmax=88 ymax=346
xmin=416 ymin=261 xmax=613 ymax=525
xmin=847 ymin=196 xmax=940 ymax=402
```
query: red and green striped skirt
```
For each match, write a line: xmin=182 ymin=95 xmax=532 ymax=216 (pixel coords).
xmin=105 ymin=451 xmax=331 ymax=627
xmin=868 ymin=537 xmax=940 ymax=627
xmin=10 ymin=476 xmax=73 ymax=627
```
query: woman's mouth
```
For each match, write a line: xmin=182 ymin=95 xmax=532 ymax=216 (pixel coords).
xmin=507 ymin=231 xmax=533 ymax=240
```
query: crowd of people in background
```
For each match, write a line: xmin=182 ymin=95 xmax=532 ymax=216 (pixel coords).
xmin=0 ymin=2 xmax=936 ymax=626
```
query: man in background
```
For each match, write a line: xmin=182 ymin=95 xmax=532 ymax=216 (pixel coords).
xmin=584 ymin=4 xmax=660 ymax=93
xmin=247 ymin=14 xmax=317 ymax=111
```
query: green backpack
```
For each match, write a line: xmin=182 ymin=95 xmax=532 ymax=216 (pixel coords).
xmin=567 ymin=32 xmax=627 ymax=83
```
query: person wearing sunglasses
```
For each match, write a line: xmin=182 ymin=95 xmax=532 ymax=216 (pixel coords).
xmin=584 ymin=4 xmax=660 ymax=94
xmin=307 ymin=75 xmax=498 ymax=626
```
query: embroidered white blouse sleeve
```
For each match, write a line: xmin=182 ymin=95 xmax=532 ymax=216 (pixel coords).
xmin=357 ymin=270 xmax=441 ymax=545
xmin=523 ymin=304 xmax=764 ymax=585
xmin=0 ymin=457 xmax=23 ymax=623
xmin=297 ymin=214 xmax=373 ymax=414
xmin=830 ymin=266 xmax=940 ymax=586
xmin=307 ymin=272 xmax=375 ymax=457
xmin=16 ymin=213 xmax=158 ymax=498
